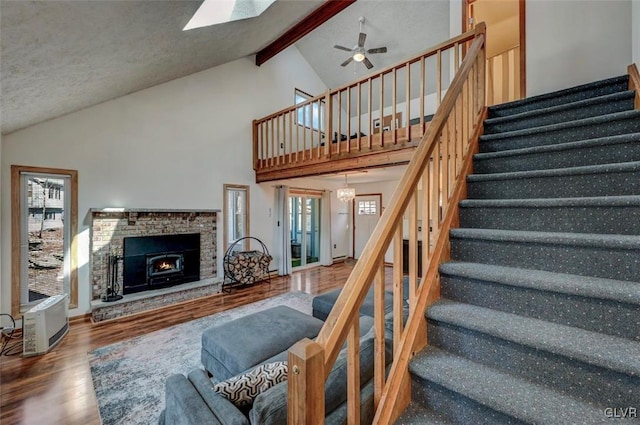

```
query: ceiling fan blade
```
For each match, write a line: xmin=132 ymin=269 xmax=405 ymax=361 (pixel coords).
xmin=363 ymin=57 xmax=374 ymax=69
xmin=367 ymin=47 xmax=387 ymax=54
xmin=334 ymin=44 xmax=353 ymax=52
xmin=358 ymin=32 xmax=367 ymax=48
xmin=341 ymin=57 xmax=354 ymax=67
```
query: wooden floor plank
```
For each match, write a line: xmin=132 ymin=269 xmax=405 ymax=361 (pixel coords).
xmin=0 ymin=262 xmax=392 ymax=425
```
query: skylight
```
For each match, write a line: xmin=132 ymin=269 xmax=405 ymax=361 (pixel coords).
xmin=183 ymin=0 xmax=277 ymax=31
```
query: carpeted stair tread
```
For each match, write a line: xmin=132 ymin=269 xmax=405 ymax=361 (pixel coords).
xmin=459 ymin=195 xmax=640 ymax=209
xmin=427 ymin=300 xmax=640 ymax=377
xmin=483 ymin=90 xmax=636 ymax=134
xmin=449 ymin=228 xmax=640 ymax=251
xmin=395 ymin=403 xmax=454 ymax=425
xmin=439 ymin=262 xmax=640 ymax=307
xmin=474 ymin=132 xmax=640 ymax=162
xmin=487 ymin=74 xmax=629 ymax=118
xmin=409 ymin=346 xmax=611 ymax=425
xmin=479 ymin=109 xmax=640 ymax=144
xmin=467 ymin=160 xmax=640 ymax=182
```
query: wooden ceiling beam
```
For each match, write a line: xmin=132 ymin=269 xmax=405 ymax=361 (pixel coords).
xmin=255 ymin=0 xmax=356 ymax=67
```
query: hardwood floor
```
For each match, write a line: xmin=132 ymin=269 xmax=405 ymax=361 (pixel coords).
xmin=0 ymin=262 xmax=384 ymax=425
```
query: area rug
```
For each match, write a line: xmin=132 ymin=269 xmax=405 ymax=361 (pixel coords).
xmin=89 ymin=291 xmax=314 ymax=425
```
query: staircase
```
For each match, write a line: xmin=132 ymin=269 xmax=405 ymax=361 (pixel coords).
xmin=397 ymin=75 xmax=640 ymax=424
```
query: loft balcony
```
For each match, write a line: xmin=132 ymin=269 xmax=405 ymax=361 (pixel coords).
xmin=252 ymin=29 xmax=519 ymax=183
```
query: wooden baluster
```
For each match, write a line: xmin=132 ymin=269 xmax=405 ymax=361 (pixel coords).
xmin=337 ymin=90 xmax=342 ymax=155
xmin=421 ymin=166 xmax=430 ymax=270
xmin=406 ymin=62 xmax=411 ymax=142
xmin=325 ymin=91 xmax=332 ymax=158
xmin=288 ymin=111 xmax=293 ymax=164
xmin=392 ymin=224 xmax=404 ymax=354
xmin=347 ymin=87 xmax=351 ymax=153
xmin=316 ymin=100 xmax=322 ymax=159
xmin=392 ymin=68 xmax=397 ymax=145
xmin=347 ymin=317 xmax=361 ymax=425
xmin=270 ymin=119 xmax=275 ymax=167
xmin=357 ymin=82 xmax=362 ymax=152
xmin=430 ymin=140 xmax=440 ymax=236
xmin=368 ymin=78 xmax=373 ymax=149
xmin=373 ymin=259 xmax=386 ymax=409
xmin=303 ymin=105 xmax=308 ymax=161
xmin=455 ymin=42 xmax=460 ymax=71
xmin=288 ymin=339 xmax=325 ymax=425
xmin=420 ymin=57 xmax=425 ymax=136
xmin=379 ymin=74 xmax=384 ymax=148
xmin=437 ymin=49 xmax=442 ymax=106
xmin=252 ymin=120 xmax=258 ymax=170
xmin=277 ymin=115 xmax=282 ymax=166
xmin=441 ymin=129 xmax=450 ymax=214
xmin=408 ymin=191 xmax=418 ymax=310
xmin=296 ymin=108 xmax=300 ymax=163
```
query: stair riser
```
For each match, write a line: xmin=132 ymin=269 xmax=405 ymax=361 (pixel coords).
xmin=467 ymin=169 xmax=640 ymax=199
xmin=426 ymin=320 xmax=640 ymax=408
xmin=488 ymin=79 xmax=629 ymax=118
xmin=450 ymin=237 xmax=639 ymax=281
xmin=459 ymin=205 xmax=640 ymax=235
xmin=410 ymin=376 xmax=526 ymax=425
xmin=473 ymin=140 xmax=640 ymax=174
xmin=484 ymin=97 xmax=634 ymax=135
xmin=440 ymin=275 xmax=640 ymax=340
xmin=479 ymin=116 xmax=640 ymax=153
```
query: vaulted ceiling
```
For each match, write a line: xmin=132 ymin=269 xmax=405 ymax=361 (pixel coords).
xmin=0 ymin=0 xmax=450 ymax=135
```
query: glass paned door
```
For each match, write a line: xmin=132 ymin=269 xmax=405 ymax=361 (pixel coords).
xmin=289 ymin=196 xmax=320 ymax=269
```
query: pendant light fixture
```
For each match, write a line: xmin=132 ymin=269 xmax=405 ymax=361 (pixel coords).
xmin=337 ymin=174 xmax=356 ymax=202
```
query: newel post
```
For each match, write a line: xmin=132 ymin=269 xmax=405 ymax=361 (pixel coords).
xmin=288 ymin=338 xmax=325 ymax=425
xmin=252 ymin=119 xmax=259 ymax=171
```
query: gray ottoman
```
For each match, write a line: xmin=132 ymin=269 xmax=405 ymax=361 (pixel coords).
xmin=201 ymin=305 xmax=324 ymax=381
xmin=312 ymin=277 xmax=410 ymax=321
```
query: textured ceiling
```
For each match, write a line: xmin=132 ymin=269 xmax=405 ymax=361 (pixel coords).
xmin=0 ymin=0 xmax=321 ymax=134
xmin=0 ymin=0 xmax=451 ymax=136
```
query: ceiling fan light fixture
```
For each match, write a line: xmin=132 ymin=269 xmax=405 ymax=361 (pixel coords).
xmin=353 ymin=52 xmax=365 ymax=62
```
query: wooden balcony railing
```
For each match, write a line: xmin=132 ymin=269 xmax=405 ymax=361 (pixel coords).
xmin=253 ymin=26 xmax=486 ymax=182
xmin=287 ymin=23 xmax=487 ymax=425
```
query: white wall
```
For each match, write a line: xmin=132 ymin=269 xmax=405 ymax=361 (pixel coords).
xmin=1 ymin=46 xmax=327 ymax=317
xmin=633 ymin=0 xmax=640 ymax=66
xmin=527 ymin=0 xmax=633 ymax=96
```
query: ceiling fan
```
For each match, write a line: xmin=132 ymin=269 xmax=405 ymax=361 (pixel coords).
xmin=334 ymin=16 xmax=387 ymax=70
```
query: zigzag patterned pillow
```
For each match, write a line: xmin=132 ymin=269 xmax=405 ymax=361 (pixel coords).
xmin=213 ymin=361 xmax=288 ymax=407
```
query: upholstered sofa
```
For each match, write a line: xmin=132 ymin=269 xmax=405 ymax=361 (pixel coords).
xmin=159 ymin=313 xmax=384 ymax=425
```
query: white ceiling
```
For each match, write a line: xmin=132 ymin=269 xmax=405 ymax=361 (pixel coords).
xmin=296 ymin=0 xmax=450 ymax=90
xmin=0 ymin=0 xmax=451 ymax=135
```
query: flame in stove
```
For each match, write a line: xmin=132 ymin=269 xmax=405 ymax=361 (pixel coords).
xmin=157 ymin=260 xmax=176 ymax=271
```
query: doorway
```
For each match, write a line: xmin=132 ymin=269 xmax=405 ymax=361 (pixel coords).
xmin=353 ymin=194 xmax=382 ymax=259
xmin=290 ymin=195 xmax=321 ymax=269
xmin=464 ymin=0 xmax=526 ymax=105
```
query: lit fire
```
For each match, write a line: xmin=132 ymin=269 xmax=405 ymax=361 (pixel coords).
xmin=156 ymin=260 xmax=176 ymax=271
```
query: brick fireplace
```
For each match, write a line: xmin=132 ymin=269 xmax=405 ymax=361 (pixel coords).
xmin=90 ymin=208 xmax=219 ymax=321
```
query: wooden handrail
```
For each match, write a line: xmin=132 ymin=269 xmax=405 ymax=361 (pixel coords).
xmin=288 ymin=23 xmax=487 ymax=425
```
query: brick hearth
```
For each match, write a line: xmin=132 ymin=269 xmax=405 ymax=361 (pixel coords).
xmin=90 ymin=208 xmax=220 ymax=321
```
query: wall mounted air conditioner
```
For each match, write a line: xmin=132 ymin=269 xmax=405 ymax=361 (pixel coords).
xmin=22 ymin=294 xmax=69 ymax=357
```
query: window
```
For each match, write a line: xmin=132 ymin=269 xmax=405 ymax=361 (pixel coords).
xmin=295 ymin=89 xmax=324 ymax=131
xmin=11 ymin=165 xmax=78 ymax=315
xmin=224 ymin=184 xmax=250 ymax=251
xmin=358 ymin=200 xmax=378 ymax=215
